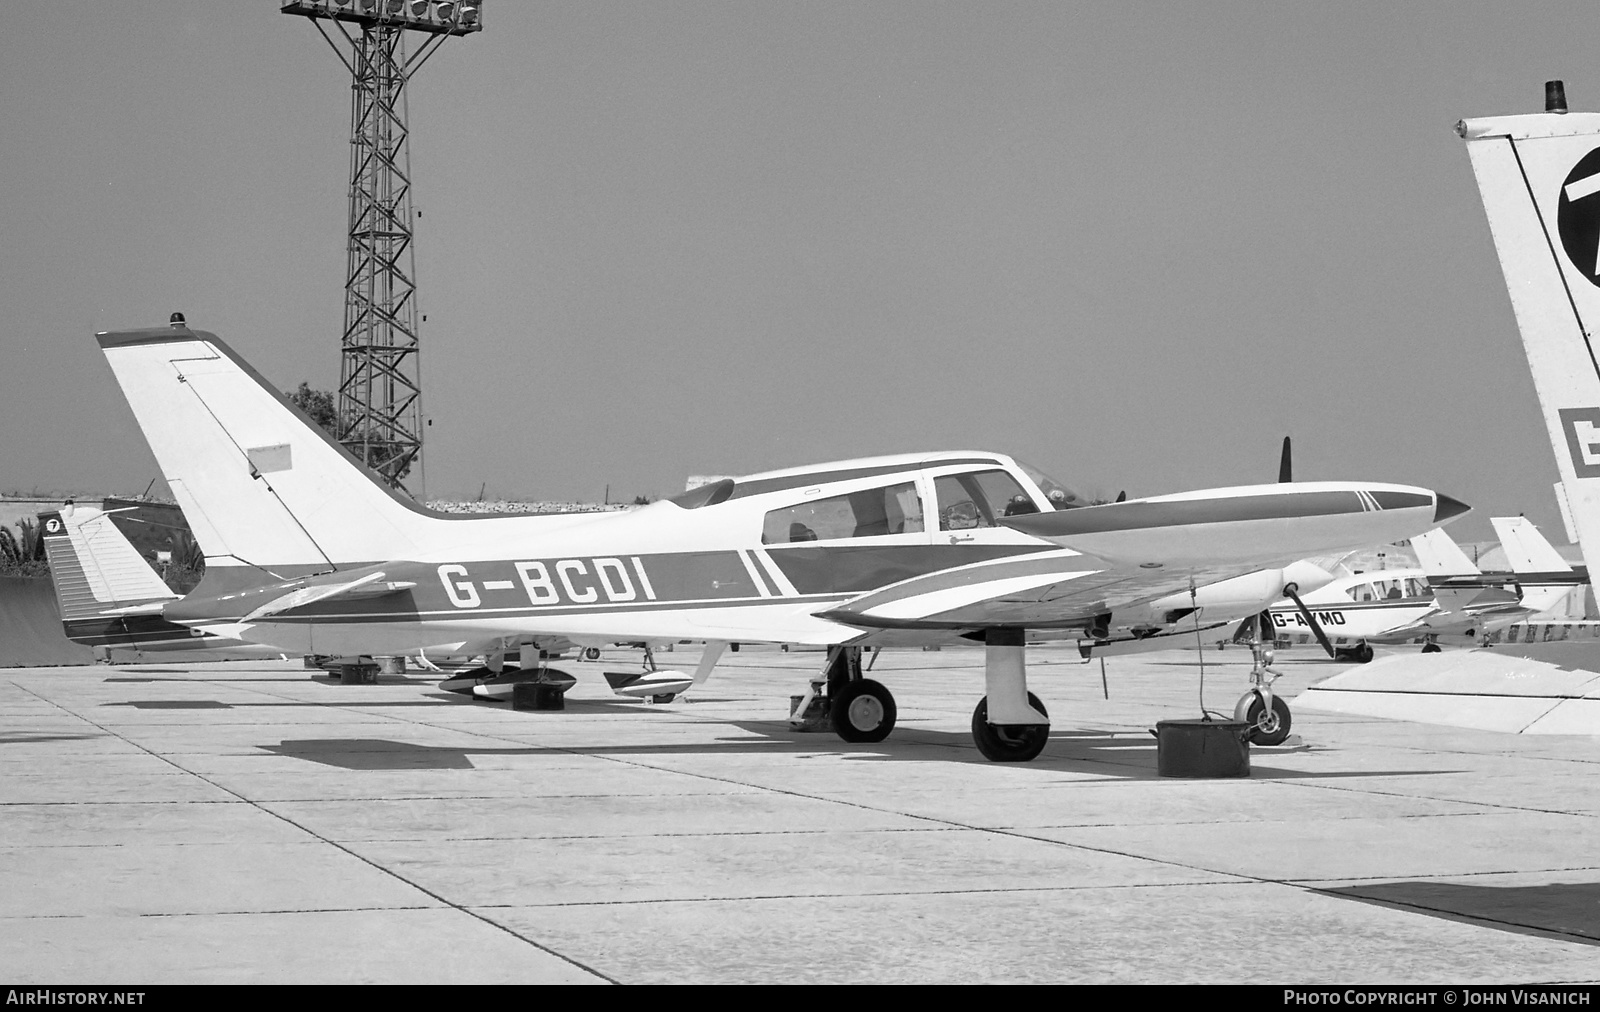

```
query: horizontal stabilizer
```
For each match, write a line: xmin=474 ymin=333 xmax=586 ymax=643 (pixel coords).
xmin=1298 ymin=648 xmax=1600 ymax=734
xmin=97 ymin=602 xmax=170 ymax=617
xmin=38 ymin=506 xmax=179 ymax=624
xmin=239 ymin=568 xmax=417 ymax=622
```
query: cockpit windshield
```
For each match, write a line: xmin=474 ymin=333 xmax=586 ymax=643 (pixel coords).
xmin=1017 ymin=460 xmax=1088 ymax=511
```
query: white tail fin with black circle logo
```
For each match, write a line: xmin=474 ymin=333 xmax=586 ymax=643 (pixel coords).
xmin=1460 ymin=93 xmax=1600 ymax=576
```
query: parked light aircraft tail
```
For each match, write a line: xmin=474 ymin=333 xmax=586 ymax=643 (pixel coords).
xmin=1488 ymin=516 xmax=1581 ymax=617
xmin=1286 ymin=89 xmax=1600 ymax=734
xmin=1408 ymin=528 xmax=1481 ymax=577
xmin=93 ymin=318 xmax=1465 ymax=759
xmin=1491 ymin=517 xmax=1571 ymax=575
xmin=38 ymin=504 xmax=275 ymax=657
xmin=1460 ymin=92 xmax=1600 ymax=580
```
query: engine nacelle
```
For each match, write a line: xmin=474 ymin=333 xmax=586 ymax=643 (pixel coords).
xmin=1144 ymin=561 xmax=1336 ymax=625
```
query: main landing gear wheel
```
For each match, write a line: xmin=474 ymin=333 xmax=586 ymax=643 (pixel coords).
xmin=1421 ymin=642 xmax=1442 ymax=654
xmin=971 ymin=693 xmax=1050 ymax=763
xmin=830 ymin=678 xmax=897 ymax=743
xmin=1334 ymin=643 xmax=1375 ymax=664
xmin=1245 ymin=693 xmax=1292 ymax=746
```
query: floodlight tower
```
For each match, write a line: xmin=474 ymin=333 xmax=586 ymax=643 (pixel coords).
xmin=280 ymin=0 xmax=483 ymax=497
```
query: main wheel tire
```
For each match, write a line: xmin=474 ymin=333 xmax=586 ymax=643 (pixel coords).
xmin=971 ymin=692 xmax=1050 ymax=762
xmin=1355 ymin=643 xmax=1374 ymax=663
xmin=1245 ymin=693 xmax=1292 ymax=746
xmin=1421 ymin=642 xmax=1442 ymax=654
xmin=829 ymin=679 xmax=897 ymax=743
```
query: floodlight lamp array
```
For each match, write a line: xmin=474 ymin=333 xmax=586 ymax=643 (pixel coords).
xmin=280 ymin=0 xmax=481 ymax=36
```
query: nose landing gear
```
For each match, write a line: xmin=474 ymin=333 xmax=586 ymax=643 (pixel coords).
xmin=1233 ymin=639 xmax=1293 ymax=746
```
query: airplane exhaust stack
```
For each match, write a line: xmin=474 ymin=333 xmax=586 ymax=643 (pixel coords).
xmin=1547 ymin=80 xmax=1567 ymax=114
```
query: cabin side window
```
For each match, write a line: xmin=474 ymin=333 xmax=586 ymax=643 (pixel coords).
xmin=933 ymin=470 xmax=1039 ymax=531
xmin=761 ymin=482 xmax=925 ymax=544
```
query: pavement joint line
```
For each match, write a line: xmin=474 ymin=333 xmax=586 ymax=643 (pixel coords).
xmin=1291 ymin=865 xmax=1600 ymax=884
xmin=1257 ymin=771 xmax=1600 ymax=818
xmin=8 ymin=679 xmax=621 ymax=985
xmin=122 ymin=670 xmax=1540 ymax=896
xmin=459 ymin=879 xmax=1257 ymax=909
xmin=96 ymin=671 xmax=1273 ymax=886
xmin=131 ymin=905 xmax=443 ymax=918
xmin=26 ymin=663 xmax=1600 ymax=965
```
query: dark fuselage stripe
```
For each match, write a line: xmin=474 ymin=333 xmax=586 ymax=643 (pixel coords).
xmin=213 ymin=594 xmax=857 ymax=627
xmin=1006 ymin=490 xmax=1399 ymax=538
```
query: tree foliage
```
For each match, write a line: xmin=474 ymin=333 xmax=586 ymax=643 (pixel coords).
xmin=285 ymin=383 xmax=414 ymax=485
xmin=287 ymin=383 xmax=337 ymax=436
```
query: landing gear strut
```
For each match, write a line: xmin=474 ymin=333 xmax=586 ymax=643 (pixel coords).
xmin=1232 ymin=638 xmax=1293 ymax=746
xmin=791 ymin=647 xmax=898 ymax=743
xmin=971 ymin=628 xmax=1051 ymax=762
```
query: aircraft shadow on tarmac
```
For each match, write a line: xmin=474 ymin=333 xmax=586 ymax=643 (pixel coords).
xmin=0 ymin=733 xmax=107 ymax=744
xmin=1321 ymin=881 xmax=1600 ymax=947
xmin=256 ymin=727 xmax=1463 ymax=781
xmin=103 ymin=675 xmax=438 ymax=685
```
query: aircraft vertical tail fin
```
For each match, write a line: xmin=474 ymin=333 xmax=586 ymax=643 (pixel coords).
xmin=39 ymin=506 xmax=179 ymax=623
xmin=96 ymin=326 xmax=437 ymax=573
xmin=1489 ymin=516 xmax=1573 ymax=575
xmin=1459 ymin=99 xmax=1600 ymax=578
xmin=1409 ymin=528 xmax=1481 ymax=577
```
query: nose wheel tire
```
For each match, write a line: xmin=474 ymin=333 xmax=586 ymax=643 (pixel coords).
xmin=1245 ymin=693 xmax=1292 ymax=746
xmin=829 ymin=678 xmax=897 ymax=743
xmin=971 ymin=693 xmax=1050 ymax=762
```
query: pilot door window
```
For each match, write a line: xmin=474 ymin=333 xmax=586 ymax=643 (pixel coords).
xmin=761 ymin=482 xmax=925 ymax=544
xmin=934 ymin=470 xmax=1039 ymax=531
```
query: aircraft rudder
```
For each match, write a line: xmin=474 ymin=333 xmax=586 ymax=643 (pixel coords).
xmin=1489 ymin=516 xmax=1572 ymax=574
xmin=96 ymin=323 xmax=428 ymax=567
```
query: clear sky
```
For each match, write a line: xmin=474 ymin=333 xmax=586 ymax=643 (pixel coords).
xmin=0 ymin=2 xmax=1593 ymax=544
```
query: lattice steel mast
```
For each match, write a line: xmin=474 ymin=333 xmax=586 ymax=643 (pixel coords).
xmin=281 ymin=1 xmax=483 ymax=496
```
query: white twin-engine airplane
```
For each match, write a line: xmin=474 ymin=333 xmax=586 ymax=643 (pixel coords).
xmin=1261 ymin=519 xmax=1582 ymax=660
xmin=92 ymin=326 xmax=1465 ymax=761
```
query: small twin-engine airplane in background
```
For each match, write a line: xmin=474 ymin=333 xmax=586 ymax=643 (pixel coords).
xmin=1412 ymin=517 xmax=1585 ymax=638
xmin=89 ymin=324 xmax=1466 ymax=760
xmin=1259 ymin=519 xmax=1583 ymax=661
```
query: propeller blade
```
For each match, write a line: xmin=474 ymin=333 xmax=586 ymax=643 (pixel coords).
xmin=1278 ymin=436 xmax=1292 ymax=483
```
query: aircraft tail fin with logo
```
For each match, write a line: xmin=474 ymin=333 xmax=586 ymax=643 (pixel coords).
xmin=1459 ymin=91 xmax=1600 ymax=578
xmin=38 ymin=505 xmax=179 ymax=624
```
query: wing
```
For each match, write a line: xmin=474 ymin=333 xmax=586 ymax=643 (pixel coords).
xmin=822 ymin=480 xmax=1462 ymax=632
